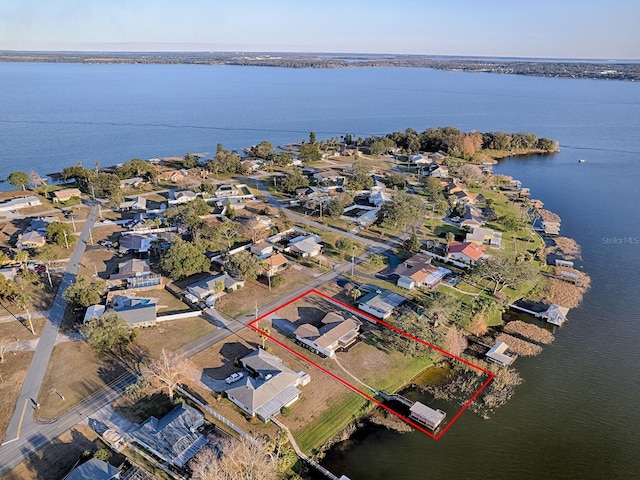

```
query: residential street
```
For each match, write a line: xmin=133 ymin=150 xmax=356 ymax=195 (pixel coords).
xmin=0 ymin=185 xmax=418 ymax=475
xmin=2 ymin=204 xmax=99 ymax=444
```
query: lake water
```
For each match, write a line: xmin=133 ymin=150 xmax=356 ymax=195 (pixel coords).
xmin=2 ymin=63 xmax=640 ymax=479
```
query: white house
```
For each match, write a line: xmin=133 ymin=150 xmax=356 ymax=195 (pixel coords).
xmin=289 ymin=235 xmax=322 ymax=258
xmin=294 ymin=312 xmax=361 ymax=357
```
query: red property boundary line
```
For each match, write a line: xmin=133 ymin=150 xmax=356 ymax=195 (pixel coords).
xmin=247 ymin=289 xmax=494 ymax=440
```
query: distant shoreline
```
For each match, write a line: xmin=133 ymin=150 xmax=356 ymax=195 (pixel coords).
xmin=1 ymin=51 xmax=639 ymax=82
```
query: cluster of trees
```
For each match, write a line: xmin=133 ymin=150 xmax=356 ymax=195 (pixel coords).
xmin=280 ymin=167 xmax=309 ymax=194
xmin=348 ymin=160 xmax=374 ymax=191
xmin=363 ymin=127 xmax=557 ymax=159
xmin=205 ymin=145 xmax=247 ymax=176
xmin=160 ymin=237 xmax=210 ymax=280
xmin=46 ymin=221 xmax=76 ymax=248
xmin=62 ymin=276 xmax=107 ymax=308
xmin=376 ymin=191 xmax=425 ymax=229
xmin=61 ymin=162 xmax=123 ymax=205
xmin=115 ymin=158 xmax=157 ymax=183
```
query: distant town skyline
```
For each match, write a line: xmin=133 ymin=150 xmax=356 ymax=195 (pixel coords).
xmin=1 ymin=0 xmax=639 ymax=60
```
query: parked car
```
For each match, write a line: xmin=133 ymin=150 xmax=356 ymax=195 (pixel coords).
xmin=225 ymin=372 xmax=244 ymax=384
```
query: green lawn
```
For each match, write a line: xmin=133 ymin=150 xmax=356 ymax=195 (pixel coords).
xmin=293 ymin=392 xmax=370 ymax=456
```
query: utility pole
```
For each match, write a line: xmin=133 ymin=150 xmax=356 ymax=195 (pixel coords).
xmin=62 ymin=230 xmax=69 ymax=249
xmin=351 ymin=246 xmax=355 ymax=276
xmin=45 ymin=265 xmax=53 ymax=289
xmin=26 ymin=309 xmax=34 ymax=335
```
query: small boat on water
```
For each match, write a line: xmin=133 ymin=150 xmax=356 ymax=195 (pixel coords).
xmin=578 ymin=159 xmax=586 ymax=163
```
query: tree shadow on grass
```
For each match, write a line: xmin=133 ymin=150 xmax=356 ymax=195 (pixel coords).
xmin=113 ymin=391 xmax=174 ymax=424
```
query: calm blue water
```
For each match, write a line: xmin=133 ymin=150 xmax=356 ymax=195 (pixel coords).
xmin=2 ymin=63 xmax=640 ymax=479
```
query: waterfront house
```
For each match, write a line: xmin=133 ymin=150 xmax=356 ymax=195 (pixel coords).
xmin=156 ymin=169 xmax=184 ymax=183
xmin=465 ymin=226 xmax=503 ymax=249
xmin=131 ymin=403 xmax=206 ymax=467
xmin=459 ymin=205 xmax=486 ymax=229
xmin=357 ymin=288 xmax=406 ymax=319
xmin=53 ymin=188 xmax=81 ymax=203
xmin=225 ymin=349 xmax=309 ymax=422
xmin=294 ymin=312 xmax=361 ymax=357
xmin=485 ymin=341 xmax=515 ymax=367
xmin=409 ymin=402 xmax=446 ymax=430
xmin=394 ymin=253 xmax=451 ymax=290
xmin=0 ymin=195 xmax=42 ymax=212
xmin=447 ymin=241 xmax=486 ymax=265
xmin=541 ymin=304 xmax=569 ymax=326
xmin=66 ymin=458 xmax=120 ymax=480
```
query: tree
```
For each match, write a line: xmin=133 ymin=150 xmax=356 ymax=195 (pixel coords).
xmin=349 ymin=288 xmax=362 ymax=302
xmin=165 ymin=198 xmax=209 ymax=232
xmin=472 ymin=256 xmax=539 ymax=295
xmin=403 ymin=229 xmax=421 ymax=253
xmin=0 ymin=338 xmax=13 ymax=363
xmin=278 ymin=208 xmax=292 ymax=230
xmin=15 ymin=293 xmax=35 ymax=334
xmin=280 ymin=167 xmax=309 ymax=194
xmin=422 ymin=292 xmax=460 ymax=327
xmin=443 ymin=325 xmax=468 ymax=357
xmin=243 ymin=217 xmax=269 ymax=244
xmin=206 ymin=148 xmax=242 ymax=174
xmin=384 ymin=172 xmax=407 ymax=190
xmin=335 ymin=237 xmax=355 ymax=259
xmin=141 ymin=348 xmax=190 ymax=401
xmin=190 ymin=435 xmax=279 ymax=480
xmin=309 ymin=131 xmax=317 ymax=144
xmin=422 ymin=176 xmax=444 ymax=203
xmin=7 ymin=171 xmax=30 ymax=190
xmin=214 ymin=221 xmax=243 ymax=248
xmin=225 ymin=250 xmax=260 ymax=281
xmin=348 ymin=160 xmax=373 ymax=191
xmin=299 ymin=142 xmax=322 ymax=163
xmin=183 ymin=152 xmax=198 ymax=168
xmin=455 ymin=164 xmax=483 ymax=186
xmin=63 ymin=276 xmax=107 ymax=308
xmin=46 ymin=221 xmax=76 ymax=248
xmin=34 ymin=244 xmax=60 ymax=288
xmin=376 ymin=191 xmax=425 ymax=230
xmin=325 ymin=198 xmax=344 ymax=218
xmin=250 ymin=141 xmax=275 ymax=159
xmin=160 ymin=238 xmax=210 ymax=280
xmin=0 ymin=275 xmax=16 ymax=300
xmin=369 ymin=137 xmax=396 ymax=155
xmin=82 ymin=314 xmax=137 ymax=356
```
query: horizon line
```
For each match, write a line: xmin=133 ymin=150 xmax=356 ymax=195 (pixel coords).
xmin=1 ymin=49 xmax=639 ymax=63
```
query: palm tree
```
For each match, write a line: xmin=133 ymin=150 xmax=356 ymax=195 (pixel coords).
xmin=350 ymin=288 xmax=362 ymax=302
xmin=15 ymin=293 xmax=34 ymax=335
xmin=260 ymin=327 xmax=271 ymax=349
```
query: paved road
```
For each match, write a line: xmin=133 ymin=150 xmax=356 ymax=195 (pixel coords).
xmin=3 ymin=204 xmax=99 ymax=444
xmin=0 ymin=183 xmax=417 ymax=474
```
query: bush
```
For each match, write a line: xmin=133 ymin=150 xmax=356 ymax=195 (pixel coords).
xmin=270 ymin=275 xmax=285 ymax=288
xmin=280 ymin=406 xmax=291 ymax=416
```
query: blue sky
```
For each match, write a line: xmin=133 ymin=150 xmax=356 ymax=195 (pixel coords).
xmin=1 ymin=0 xmax=638 ymax=59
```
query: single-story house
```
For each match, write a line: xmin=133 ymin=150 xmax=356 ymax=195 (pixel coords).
xmin=53 ymin=188 xmax=82 ymax=203
xmin=83 ymin=304 xmax=106 ymax=323
xmin=294 ymin=312 xmax=361 ymax=357
xmin=187 ymin=273 xmax=245 ymax=300
xmin=459 ymin=205 xmax=485 ymax=229
xmin=28 ymin=216 xmax=57 ymax=233
xmin=169 ymin=190 xmax=198 ymax=205
xmin=66 ymin=458 xmax=120 ymax=480
xmin=250 ymin=241 xmax=274 ymax=258
xmin=429 ymin=165 xmax=449 ymax=178
xmin=409 ymin=402 xmax=446 ymax=430
xmin=109 ymin=258 xmax=161 ymax=288
xmin=465 ymin=227 xmax=502 ymax=249
xmin=110 ymin=295 xmax=158 ymax=327
xmin=120 ymin=177 xmax=144 ymax=190
xmin=225 ymin=349 xmax=308 ymax=422
xmin=0 ymin=195 xmax=42 ymax=212
xmin=262 ymin=253 xmax=288 ymax=277
xmin=157 ymin=169 xmax=184 ymax=183
xmin=485 ymin=341 xmax=515 ymax=367
xmin=215 ymin=184 xmax=240 ymax=197
xmin=16 ymin=230 xmax=46 ymax=250
xmin=357 ymin=288 xmax=406 ymax=319
xmin=452 ymin=190 xmax=478 ymax=205
xmin=447 ymin=241 xmax=486 ymax=265
xmin=369 ymin=186 xmax=391 ymax=206
xmin=131 ymin=403 xmax=207 ymax=467
xmin=0 ymin=267 xmax=17 ymax=281
xmin=119 ymin=196 xmax=147 ymax=211
xmin=394 ymin=253 xmax=451 ymax=290
xmin=118 ymin=233 xmax=155 ymax=254
xmin=289 ymin=235 xmax=322 ymax=258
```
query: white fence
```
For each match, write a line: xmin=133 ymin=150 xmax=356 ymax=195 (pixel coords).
xmin=156 ymin=311 xmax=202 ymax=322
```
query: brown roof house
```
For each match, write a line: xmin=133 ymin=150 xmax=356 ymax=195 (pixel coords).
xmin=225 ymin=349 xmax=309 ymax=422
xmin=16 ymin=230 xmax=46 ymax=250
xmin=53 ymin=188 xmax=82 ymax=203
xmin=447 ymin=241 xmax=486 ymax=265
xmin=262 ymin=253 xmax=288 ymax=277
xmin=394 ymin=253 xmax=451 ymax=290
xmin=294 ymin=312 xmax=361 ymax=358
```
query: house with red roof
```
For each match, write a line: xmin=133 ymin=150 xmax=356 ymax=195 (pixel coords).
xmin=447 ymin=241 xmax=486 ymax=265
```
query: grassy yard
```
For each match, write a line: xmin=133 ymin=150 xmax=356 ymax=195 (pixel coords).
xmin=0 ymin=351 xmax=34 ymax=441
xmin=135 ymin=316 xmax=217 ymax=357
xmin=293 ymin=391 xmax=369 ymax=456
xmin=214 ymin=268 xmax=314 ymax=318
xmin=36 ymin=341 xmax=128 ymax=421
xmin=1 ymin=423 xmax=125 ymax=480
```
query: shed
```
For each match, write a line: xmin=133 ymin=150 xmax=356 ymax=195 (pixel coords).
xmin=485 ymin=341 xmax=515 ymax=367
